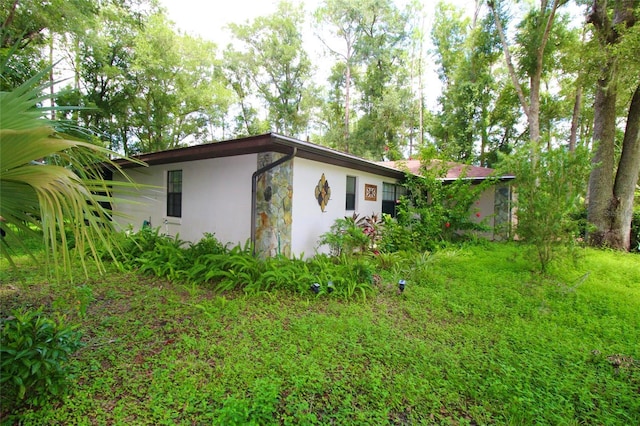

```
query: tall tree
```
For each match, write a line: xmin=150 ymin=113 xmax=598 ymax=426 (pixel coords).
xmin=0 ymin=0 xmax=96 ymax=90
xmin=586 ymin=0 xmax=640 ymax=250
xmin=315 ymin=0 xmax=418 ymax=159
xmin=221 ymin=48 xmax=269 ymax=138
xmin=353 ymin=0 xmax=415 ymax=160
xmin=430 ymin=2 xmax=504 ymax=164
xmin=63 ymin=0 xmax=144 ymax=154
xmin=487 ymin=0 xmax=566 ymax=158
xmin=315 ymin=0 xmax=362 ymax=151
xmin=129 ymin=12 xmax=231 ymax=153
xmin=227 ymin=1 xmax=314 ymax=137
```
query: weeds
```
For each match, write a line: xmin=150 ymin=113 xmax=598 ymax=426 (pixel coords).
xmin=2 ymin=232 xmax=639 ymax=424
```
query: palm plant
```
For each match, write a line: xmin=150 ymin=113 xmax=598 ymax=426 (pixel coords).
xmin=0 ymin=64 xmax=143 ymax=280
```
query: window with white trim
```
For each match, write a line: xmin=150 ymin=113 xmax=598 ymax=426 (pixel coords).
xmin=167 ymin=170 xmax=182 ymax=218
xmin=346 ymin=176 xmax=356 ymax=211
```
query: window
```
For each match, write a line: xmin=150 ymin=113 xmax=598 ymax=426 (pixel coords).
xmin=346 ymin=176 xmax=356 ymax=210
xmin=167 ymin=170 xmax=182 ymax=217
xmin=382 ymin=182 xmax=406 ymax=217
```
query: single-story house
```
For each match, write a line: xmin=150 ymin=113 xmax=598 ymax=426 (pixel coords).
xmin=110 ymin=133 xmax=514 ymax=257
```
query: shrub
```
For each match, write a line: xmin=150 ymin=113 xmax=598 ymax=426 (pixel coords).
xmin=378 ymin=213 xmax=414 ymax=253
xmin=569 ymin=205 xmax=589 ymax=240
xmin=380 ymin=167 xmax=490 ymax=253
xmin=631 ymin=211 xmax=640 ymax=253
xmin=498 ymin=145 xmax=590 ymax=272
xmin=318 ymin=214 xmax=370 ymax=256
xmin=0 ymin=309 xmax=83 ymax=408
xmin=185 ymin=232 xmax=228 ymax=258
xmin=136 ymin=234 xmax=189 ymax=281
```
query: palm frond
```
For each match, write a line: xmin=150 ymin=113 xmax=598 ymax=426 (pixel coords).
xmin=0 ymin=66 xmax=147 ymax=281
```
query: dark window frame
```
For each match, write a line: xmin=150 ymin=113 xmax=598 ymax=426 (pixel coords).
xmin=345 ymin=175 xmax=356 ymax=211
xmin=382 ymin=182 xmax=405 ymax=218
xmin=167 ymin=170 xmax=182 ymax=218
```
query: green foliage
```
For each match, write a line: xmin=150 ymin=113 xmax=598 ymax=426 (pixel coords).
xmin=250 ymin=255 xmax=314 ymax=294
xmin=0 ymin=0 xmax=96 ymax=91
xmin=214 ymin=378 xmax=281 ymax=425
xmin=126 ymin=11 xmax=233 ymax=153
xmin=185 ymin=232 xmax=229 ymax=258
xmin=52 ymin=285 xmax=95 ymax=319
xmin=500 ymin=144 xmax=591 ymax=272
xmin=137 ymin=235 xmax=189 ymax=282
xmin=0 ymin=62 xmax=144 ymax=281
xmin=0 ymin=309 xmax=83 ymax=408
xmin=377 ymin=213 xmax=415 ymax=253
xmin=314 ymin=0 xmax=417 ymax=159
xmin=430 ymin=2 xmax=506 ymax=163
xmin=2 ymin=243 xmax=639 ymax=424
xmin=226 ymin=1 xmax=314 ymax=136
xmin=317 ymin=214 xmax=371 ymax=256
xmin=379 ymin=166 xmax=490 ymax=253
xmin=318 ymin=212 xmax=385 ymax=256
xmin=210 ymin=249 xmax=262 ymax=292
xmin=108 ymin=230 xmax=375 ymax=300
xmin=631 ymin=210 xmax=640 ymax=253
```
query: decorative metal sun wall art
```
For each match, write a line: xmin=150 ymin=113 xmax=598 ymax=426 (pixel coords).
xmin=314 ymin=173 xmax=331 ymax=212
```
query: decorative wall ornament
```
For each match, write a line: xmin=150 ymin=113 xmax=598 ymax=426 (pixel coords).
xmin=364 ymin=184 xmax=378 ymax=201
xmin=314 ymin=173 xmax=331 ymax=212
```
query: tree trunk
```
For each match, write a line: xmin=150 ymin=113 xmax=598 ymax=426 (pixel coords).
xmin=49 ymin=34 xmax=56 ymax=120
xmin=488 ymin=0 xmax=559 ymax=160
xmin=528 ymin=74 xmax=541 ymax=147
xmin=610 ymin=84 xmax=640 ymax=249
xmin=568 ymin=86 xmax=582 ymax=151
xmin=586 ymin=0 xmax=639 ymax=250
xmin=569 ymin=29 xmax=587 ymax=151
xmin=344 ymin=59 xmax=351 ymax=153
xmin=587 ymin=64 xmax=619 ymax=247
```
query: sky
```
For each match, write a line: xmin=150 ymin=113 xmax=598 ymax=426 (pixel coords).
xmin=157 ymin=0 xmax=474 ymax=46
xmin=156 ymin=0 xmax=586 ymax=111
xmin=157 ymin=0 xmax=477 ymax=108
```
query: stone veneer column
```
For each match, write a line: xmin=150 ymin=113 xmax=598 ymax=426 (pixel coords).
xmin=255 ymin=152 xmax=294 ymax=258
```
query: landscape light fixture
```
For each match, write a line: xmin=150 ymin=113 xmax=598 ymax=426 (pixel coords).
xmin=311 ymin=283 xmax=320 ymax=294
xmin=327 ymin=281 xmax=335 ymax=293
xmin=398 ymin=279 xmax=406 ymax=293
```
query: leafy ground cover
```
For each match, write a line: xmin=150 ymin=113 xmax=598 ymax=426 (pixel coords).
xmin=1 ymin=243 xmax=639 ymax=425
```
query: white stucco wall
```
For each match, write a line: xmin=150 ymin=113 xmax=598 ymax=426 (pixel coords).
xmin=470 ymin=186 xmax=496 ymax=229
xmin=291 ymin=157 xmax=398 ymax=257
xmin=113 ymin=154 xmax=256 ymax=246
xmin=467 ymin=184 xmax=515 ymax=240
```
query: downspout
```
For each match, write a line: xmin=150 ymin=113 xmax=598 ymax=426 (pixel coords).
xmin=251 ymin=147 xmax=297 ymax=256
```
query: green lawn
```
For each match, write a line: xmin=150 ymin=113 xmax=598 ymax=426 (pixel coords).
xmin=1 ymin=243 xmax=639 ymax=425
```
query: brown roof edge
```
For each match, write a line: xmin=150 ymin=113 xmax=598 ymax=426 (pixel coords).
xmin=270 ymin=133 xmax=404 ymax=179
xmin=110 ymin=132 xmax=405 ymax=180
xmin=112 ymin=133 xmax=278 ymax=168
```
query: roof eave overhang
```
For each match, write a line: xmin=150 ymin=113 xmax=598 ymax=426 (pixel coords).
xmin=111 ymin=133 xmax=405 ymax=180
xmin=270 ymin=133 xmax=404 ymax=179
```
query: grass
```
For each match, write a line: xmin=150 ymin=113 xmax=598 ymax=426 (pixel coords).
xmin=1 ymin=242 xmax=639 ymax=425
